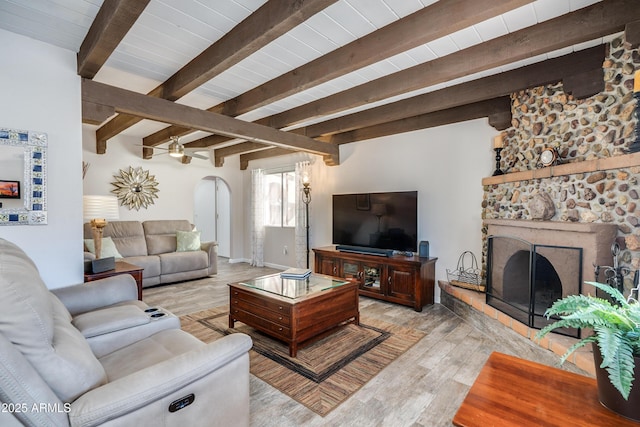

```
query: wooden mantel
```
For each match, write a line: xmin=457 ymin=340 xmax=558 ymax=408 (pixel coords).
xmin=482 ymin=152 xmax=640 ymax=185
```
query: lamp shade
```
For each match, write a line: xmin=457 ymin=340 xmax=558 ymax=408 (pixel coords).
xmin=83 ymin=195 xmax=120 ymax=221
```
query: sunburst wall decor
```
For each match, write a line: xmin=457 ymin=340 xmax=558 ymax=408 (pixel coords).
xmin=111 ymin=166 xmax=159 ymax=210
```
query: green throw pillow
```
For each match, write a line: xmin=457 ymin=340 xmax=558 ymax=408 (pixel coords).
xmin=176 ymin=230 xmax=201 ymax=252
xmin=84 ymin=237 xmax=123 ymax=258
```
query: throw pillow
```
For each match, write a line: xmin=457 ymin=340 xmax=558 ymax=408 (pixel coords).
xmin=176 ymin=230 xmax=201 ymax=252
xmin=84 ymin=237 xmax=123 ymax=258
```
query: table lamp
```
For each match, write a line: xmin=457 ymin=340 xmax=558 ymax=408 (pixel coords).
xmin=83 ymin=195 xmax=119 ymax=272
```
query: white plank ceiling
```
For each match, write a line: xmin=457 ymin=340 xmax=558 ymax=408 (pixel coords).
xmin=0 ymin=0 xmax=612 ymax=147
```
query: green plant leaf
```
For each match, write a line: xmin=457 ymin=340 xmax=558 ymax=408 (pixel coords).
xmin=535 ymin=281 xmax=640 ymax=399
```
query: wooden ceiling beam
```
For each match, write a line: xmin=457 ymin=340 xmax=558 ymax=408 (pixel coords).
xmin=82 ymin=79 xmax=339 ymax=165
xmin=214 ymin=142 xmax=271 ymax=167
xmin=324 ymin=98 xmax=511 ymax=145
xmin=234 ymin=99 xmax=512 ymax=168
xmin=625 ymin=20 xmax=640 ymax=47
xmin=237 ymin=99 xmax=511 ymax=166
xmin=77 ymin=0 xmax=150 ymax=79
xmin=264 ymin=0 xmax=638 ymax=131
xmin=95 ymin=0 xmax=338 ymax=149
xmin=299 ymin=45 xmax=606 ymax=137
xmin=221 ymin=0 xmax=533 ymax=117
xmin=183 ymin=0 xmax=630 ymax=155
xmin=81 ymin=101 xmax=115 ymax=126
xmin=209 ymin=45 xmax=604 ymax=167
xmin=224 ymin=98 xmax=510 ymax=167
xmin=240 ymin=148 xmax=294 ymax=170
xmin=148 ymin=0 xmax=532 ymax=148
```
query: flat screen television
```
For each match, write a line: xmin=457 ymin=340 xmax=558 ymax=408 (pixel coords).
xmin=332 ymin=191 xmax=418 ymax=252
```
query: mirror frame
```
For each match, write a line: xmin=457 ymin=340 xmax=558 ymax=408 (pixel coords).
xmin=0 ymin=127 xmax=47 ymax=225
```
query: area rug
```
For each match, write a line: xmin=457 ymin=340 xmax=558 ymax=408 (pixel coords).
xmin=180 ymin=306 xmax=425 ymax=416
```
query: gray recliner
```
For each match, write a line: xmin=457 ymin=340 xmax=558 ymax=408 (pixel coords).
xmin=0 ymin=238 xmax=251 ymax=427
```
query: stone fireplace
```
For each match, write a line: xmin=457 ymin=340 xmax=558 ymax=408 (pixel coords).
xmin=485 ymin=219 xmax=618 ymax=336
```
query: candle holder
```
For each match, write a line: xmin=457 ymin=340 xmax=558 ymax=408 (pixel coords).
xmin=492 ymin=147 xmax=504 ymax=176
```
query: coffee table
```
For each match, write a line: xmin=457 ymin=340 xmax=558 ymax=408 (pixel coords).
xmin=228 ymin=273 xmax=359 ymax=357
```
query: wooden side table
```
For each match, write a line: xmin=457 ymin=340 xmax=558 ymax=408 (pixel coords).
xmin=453 ymin=352 xmax=637 ymax=427
xmin=84 ymin=261 xmax=144 ymax=300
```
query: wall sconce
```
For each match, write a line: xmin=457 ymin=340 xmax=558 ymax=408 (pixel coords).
xmin=302 ymin=173 xmax=311 ymax=268
xmin=492 ymin=134 xmax=505 ymax=176
xmin=83 ymin=195 xmax=119 ymax=262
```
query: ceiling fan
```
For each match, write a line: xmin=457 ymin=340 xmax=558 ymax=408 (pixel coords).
xmin=137 ymin=137 xmax=209 ymax=160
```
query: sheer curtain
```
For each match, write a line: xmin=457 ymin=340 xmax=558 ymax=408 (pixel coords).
xmin=295 ymin=161 xmax=311 ymax=268
xmin=250 ymin=168 xmax=265 ymax=267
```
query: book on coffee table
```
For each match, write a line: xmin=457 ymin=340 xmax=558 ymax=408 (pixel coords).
xmin=280 ymin=268 xmax=312 ymax=279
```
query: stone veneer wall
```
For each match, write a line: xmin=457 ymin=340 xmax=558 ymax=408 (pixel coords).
xmin=482 ymin=34 xmax=640 ymax=293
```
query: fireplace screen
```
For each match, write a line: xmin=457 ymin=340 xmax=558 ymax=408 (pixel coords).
xmin=487 ymin=235 xmax=582 ymax=338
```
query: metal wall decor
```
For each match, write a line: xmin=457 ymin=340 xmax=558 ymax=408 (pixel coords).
xmin=111 ymin=166 xmax=159 ymax=210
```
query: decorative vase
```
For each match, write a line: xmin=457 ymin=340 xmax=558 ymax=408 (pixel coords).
xmin=592 ymin=343 xmax=640 ymax=422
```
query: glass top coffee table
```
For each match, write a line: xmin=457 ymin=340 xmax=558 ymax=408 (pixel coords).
xmin=237 ymin=273 xmax=350 ymax=299
xmin=229 ymin=273 xmax=359 ymax=357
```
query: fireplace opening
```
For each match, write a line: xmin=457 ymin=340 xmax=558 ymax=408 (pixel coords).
xmin=487 ymin=235 xmax=582 ymax=338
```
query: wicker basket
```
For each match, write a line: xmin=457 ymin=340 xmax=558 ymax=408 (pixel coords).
xmin=446 ymin=251 xmax=486 ymax=292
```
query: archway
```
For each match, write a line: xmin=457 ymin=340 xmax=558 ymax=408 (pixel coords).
xmin=194 ymin=177 xmax=231 ymax=258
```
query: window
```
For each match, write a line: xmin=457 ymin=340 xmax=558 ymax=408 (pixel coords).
xmin=264 ymin=171 xmax=296 ymax=227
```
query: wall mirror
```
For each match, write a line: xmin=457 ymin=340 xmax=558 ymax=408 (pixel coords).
xmin=0 ymin=128 xmax=47 ymax=225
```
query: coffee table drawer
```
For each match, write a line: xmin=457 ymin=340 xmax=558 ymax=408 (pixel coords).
xmin=231 ymin=300 xmax=290 ymax=326
xmin=232 ymin=308 xmax=291 ymax=340
xmin=230 ymin=287 xmax=291 ymax=315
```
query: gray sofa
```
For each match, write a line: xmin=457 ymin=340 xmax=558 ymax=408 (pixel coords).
xmin=0 ymin=238 xmax=251 ymax=427
xmin=84 ymin=220 xmax=217 ymax=288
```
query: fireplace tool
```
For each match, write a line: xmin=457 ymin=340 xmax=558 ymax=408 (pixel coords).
xmin=593 ymin=242 xmax=630 ymax=293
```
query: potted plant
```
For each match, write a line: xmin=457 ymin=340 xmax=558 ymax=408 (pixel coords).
xmin=536 ymin=281 xmax=640 ymax=421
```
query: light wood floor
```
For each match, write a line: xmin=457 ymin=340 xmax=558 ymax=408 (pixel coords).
xmin=144 ymin=258 xmax=587 ymax=427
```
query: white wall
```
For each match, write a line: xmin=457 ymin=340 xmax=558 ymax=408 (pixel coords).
xmin=0 ymin=29 xmax=83 ymax=288
xmin=0 ymin=27 xmax=497 ymax=296
xmin=248 ymin=119 xmax=496 ymax=301
xmin=82 ymin=131 xmax=246 ymax=260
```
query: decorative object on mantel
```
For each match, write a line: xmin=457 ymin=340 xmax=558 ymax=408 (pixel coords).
xmin=0 ymin=127 xmax=47 ymax=226
xmin=538 ymin=146 xmax=561 ymax=167
xmin=528 ymin=191 xmax=556 ymax=220
xmin=446 ymin=251 xmax=485 ymax=292
xmin=492 ymin=133 xmax=505 ymax=176
xmin=536 ymin=280 xmax=640 ymax=422
xmin=110 ymin=166 xmax=159 ymax=210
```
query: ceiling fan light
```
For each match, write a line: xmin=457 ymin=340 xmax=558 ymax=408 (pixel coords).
xmin=168 ymin=141 xmax=184 ymax=158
